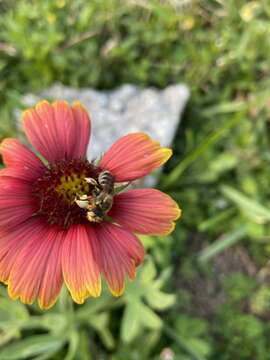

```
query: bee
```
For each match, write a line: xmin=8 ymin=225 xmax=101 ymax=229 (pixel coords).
xmin=75 ymin=170 xmax=115 ymax=223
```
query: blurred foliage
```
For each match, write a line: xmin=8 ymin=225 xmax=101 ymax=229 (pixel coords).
xmin=1 ymin=0 xmax=270 ymax=359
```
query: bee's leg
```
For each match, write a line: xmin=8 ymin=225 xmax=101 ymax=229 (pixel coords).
xmin=114 ymin=182 xmax=131 ymax=193
xmin=87 ymin=211 xmax=102 ymax=223
xmin=86 ymin=200 xmax=96 ymax=210
xmin=86 ymin=196 xmax=97 ymax=210
xmin=78 ymin=194 xmax=88 ymax=200
xmin=85 ymin=177 xmax=98 ymax=186
xmin=75 ymin=194 xmax=89 ymax=209
xmin=92 ymin=187 xmax=101 ymax=197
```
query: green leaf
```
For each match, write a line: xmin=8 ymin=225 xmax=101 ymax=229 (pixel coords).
xmin=209 ymin=153 xmax=238 ymax=174
xmin=121 ymin=302 xmax=141 ymax=343
xmin=221 ymin=185 xmax=270 ymax=222
xmin=20 ymin=314 xmax=67 ymax=334
xmin=64 ymin=331 xmax=79 ymax=360
xmin=0 ymin=328 xmax=20 ymax=347
xmin=75 ymin=293 xmax=114 ymax=322
xmin=145 ymin=290 xmax=175 ymax=310
xmin=139 ymin=302 xmax=162 ymax=330
xmin=88 ymin=313 xmax=115 ymax=349
xmin=76 ymin=330 xmax=92 ymax=360
xmin=163 ymin=324 xmax=205 ymax=360
xmin=0 ymin=335 xmax=65 ymax=360
xmin=152 ymin=267 xmax=172 ymax=289
xmin=187 ymin=338 xmax=211 ymax=358
xmin=198 ymin=225 xmax=247 ymax=263
xmin=162 ymin=114 xmax=243 ymax=188
xmin=32 ymin=349 xmax=62 ymax=360
xmin=139 ymin=257 xmax=157 ymax=284
xmin=0 ymin=298 xmax=29 ymax=346
xmin=121 ymin=297 xmax=162 ymax=342
xmin=0 ymin=297 xmax=28 ymax=326
xmin=198 ymin=208 xmax=235 ymax=232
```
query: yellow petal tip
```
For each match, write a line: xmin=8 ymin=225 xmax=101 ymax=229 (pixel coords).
xmin=109 ymin=285 xmax=125 ymax=297
xmin=35 ymin=100 xmax=50 ymax=110
xmin=72 ymin=100 xmax=87 ymax=110
xmin=161 ymin=148 xmax=173 ymax=163
xmin=175 ymin=205 xmax=182 ymax=220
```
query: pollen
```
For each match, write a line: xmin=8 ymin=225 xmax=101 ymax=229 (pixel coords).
xmin=55 ymin=173 xmax=90 ymax=203
xmin=33 ymin=159 xmax=100 ymax=229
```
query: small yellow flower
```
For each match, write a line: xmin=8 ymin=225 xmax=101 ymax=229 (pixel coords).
xmin=56 ymin=0 xmax=66 ymax=8
xmin=181 ymin=16 xmax=195 ymax=31
xmin=240 ymin=1 xmax=260 ymax=22
xmin=47 ymin=13 xmax=56 ymax=24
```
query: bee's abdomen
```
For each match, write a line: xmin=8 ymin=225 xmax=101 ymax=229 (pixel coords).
xmin=98 ymin=171 xmax=114 ymax=192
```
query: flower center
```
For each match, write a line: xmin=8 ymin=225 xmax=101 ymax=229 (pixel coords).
xmin=55 ymin=172 xmax=90 ymax=203
xmin=33 ymin=159 xmax=101 ymax=229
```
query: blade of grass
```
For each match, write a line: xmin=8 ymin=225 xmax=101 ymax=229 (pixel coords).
xmin=201 ymin=100 xmax=246 ymax=116
xmin=162 ymin=113 xmax=243 ymax=189
xmin=198 ymin=207 xmax=236 ymax=232
xmin=202 ymin=90 xmax=270 ymax=117
xmin=221 ymin=185 xmax=270 ymax=223
xmin=198 ymin=225 xmax=247 ymax=263
xmin=163 ymin=324 xmax=205 ymax=360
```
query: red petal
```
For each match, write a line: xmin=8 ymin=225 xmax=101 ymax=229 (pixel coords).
xmin=0 ymin=138 xmax=45 ymax=181
xmin=71 ymin=102 xmax=91 ymax=159
xmin=7 ymin=220 xmax=63 ymax=308
xmin=38 ymin=230 xmax=64 ymax=309
xmin=0 ymin=177 xmax=38 ymax=228
xmin=0 ymin=218 xmax=42 ymax=284
xmin=92 ymin=223 xmax=144 ymax=296
xmin=23 ymin=100 xmax=91 ymax=163
xmin=99 ymin=133 xmax=172 ymax=182
xmin=61 ymin=224 xmax=101 ymax=304
xmin=110 ymin=189 xmax=181 ymax=235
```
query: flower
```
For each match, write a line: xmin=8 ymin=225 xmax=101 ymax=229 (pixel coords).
xmin=0 ymin=100 xmax=181 ymax=309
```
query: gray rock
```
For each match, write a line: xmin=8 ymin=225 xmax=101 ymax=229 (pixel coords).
xmin=19 ymin=83 xmax=189 ymax=185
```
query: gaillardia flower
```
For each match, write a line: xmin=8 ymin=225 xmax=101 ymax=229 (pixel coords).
xmin=0 ymin=100 xmax=181 ymax=309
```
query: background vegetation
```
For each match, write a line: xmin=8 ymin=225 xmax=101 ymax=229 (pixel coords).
xmin=1 ymin=0 xmax=270 ymax=359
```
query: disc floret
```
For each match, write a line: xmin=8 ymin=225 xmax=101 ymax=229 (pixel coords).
xmin=34 ymin=159 xmax=101 ymax=228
